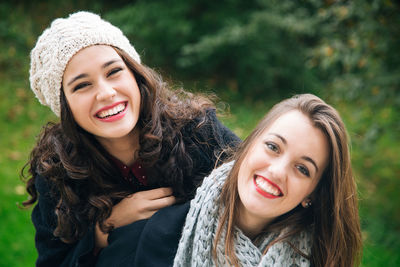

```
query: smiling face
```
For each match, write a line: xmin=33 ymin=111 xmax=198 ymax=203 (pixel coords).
xmin=237 ymin=110 xmax=329 ymax=235
xmin=62 ymin=45 xmax=141 ymax=143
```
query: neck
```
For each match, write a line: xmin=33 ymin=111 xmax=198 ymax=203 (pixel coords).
xmin=236 ymin=202 xmax=273 ymax=240
xmin=96 ymin=128 xmax=140 ymax=166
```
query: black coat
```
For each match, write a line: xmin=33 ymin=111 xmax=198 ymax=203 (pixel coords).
xmin=32 ymin=110 xmax=240 ymax=266
xmin=96 ymin=203 xmax=190 ymax=267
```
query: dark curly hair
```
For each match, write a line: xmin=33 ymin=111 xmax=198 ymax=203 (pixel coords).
xmin=22 ymin=47 xmax=215 ymax=243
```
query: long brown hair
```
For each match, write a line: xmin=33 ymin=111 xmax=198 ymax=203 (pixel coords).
xmin=213 ymin=94 xmax=362 ymax=267
xmin=22 ymin=47 xmax=215 ymax=243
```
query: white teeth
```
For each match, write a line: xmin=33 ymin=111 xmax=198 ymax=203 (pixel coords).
xmin=255 ymin=176 xmax=281 ymax=196
xmin=97 ymin=103 xmax=125 ymax=118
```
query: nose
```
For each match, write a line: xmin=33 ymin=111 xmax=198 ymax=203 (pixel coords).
xmin=267 ymin=158 xmax=288 ymax=182
xmin=96 ymin=80 xmax=116 ymax=101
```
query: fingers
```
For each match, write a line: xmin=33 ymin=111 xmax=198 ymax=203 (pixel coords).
xmin=107 ymin=188 xmax=177 ymax=227
xmin=94 ymin=223 xmax=109 ymax=249
xmin=133 ymin=187 xmax=174 ymax=200
xmin=129 ymin=195 xmax=176 ymax=221
xmin=147 ymin=195 xmax=176 ymax=211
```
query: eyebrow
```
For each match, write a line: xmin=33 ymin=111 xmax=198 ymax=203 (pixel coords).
xmin=268 ymin=133 xmax=319 ymax=173
xmin=66 ymin=59 xmax=123 ymax=86
xmin=67 ymin=73 xmax=88 ymax=86
xmin=302 ymin=156 xmax=319 ymax=173
xmin=269 ymin=133 xmax=287 ymax=145
xmin=102 ymin=59 xmax=121 ymax=69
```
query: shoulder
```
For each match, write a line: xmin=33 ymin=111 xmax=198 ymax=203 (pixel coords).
xmin=264 ymin=228 xmax=312 ymax=266
xmin=203 ymin=161 xmax=234 ymax=185
xmin=98 ymin=204 xmax=190 ymax=267
xmin=30 ymin=122 xmax=65 ymax=175
xmin=182 ymin=108 xmax=216 ymax=132
xmin=288 ymin=228 xmax=313 ymax=256
xmin=35 ymin=174 xmax=52 ymax=193
xmin=184 ymin=108 xmax=226 ymax=134
xmin=144 ymin=202 xmax=190 ymax=237
xmin=32 ymin=174 xmax=59 ymax=228
xmin=134 ymin=203 xmax=191 ymax=267
xmin=35 ymin=121 xmax=64 ymax=147
xmin=191 ymin=161 xmax=234 ymax=202
xmin=184 ymin=108 xmax=241 ymax=151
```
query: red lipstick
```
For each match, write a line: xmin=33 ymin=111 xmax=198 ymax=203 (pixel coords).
xmin=253 ymin=175 xmax=283 ymax=199
xmin=95 ymin=101 xmax=127 ymax=122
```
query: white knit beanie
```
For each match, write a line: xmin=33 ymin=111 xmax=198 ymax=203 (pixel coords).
xmin=29 ymin=11 xmax=141 ymax=117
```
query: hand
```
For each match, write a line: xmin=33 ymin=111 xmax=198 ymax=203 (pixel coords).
xmin=94 ymin=187 xmax=176 ymax=248
xmin=108 ymin=187 xmax=176 ymax=227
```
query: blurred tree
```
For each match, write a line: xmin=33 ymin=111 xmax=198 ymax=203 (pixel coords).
xmin=107 ymin=0 xmax=399 ymax=101
xmin=0 ymin=0 xmax=131 ymax=79
xmin=107 ymin=0 xmax=400 ymax=253
xmin=106 ymin=0 xmax=320 ymax=98
xmin=304 ymin=0 xmax=400 ymax=247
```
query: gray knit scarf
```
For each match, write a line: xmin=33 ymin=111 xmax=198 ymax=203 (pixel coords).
xmin=173 ymin=161 xmax=312 ymax=267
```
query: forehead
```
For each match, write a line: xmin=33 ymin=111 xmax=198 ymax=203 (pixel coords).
xmin=266 ymin=110 xmax=312 ymax=134
xmin=74 ymin=44 xmax=118 ymax=59
xmin=63 ymin=45 xmax=122 ymax=82
xmin=67 ymin=45 xmax=120 ymax=67
xmin=257 ymin=110 xmax=330 ymax=170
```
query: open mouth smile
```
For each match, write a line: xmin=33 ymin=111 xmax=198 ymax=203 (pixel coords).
xmin=95 ymin=101 xmax=127 ymax=119
xmin=253 ymin=175 xmax=283 ymax=199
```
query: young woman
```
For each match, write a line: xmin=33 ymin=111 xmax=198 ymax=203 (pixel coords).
xmin=22 ymin=11 xmax=240 ymax=266
xmin=117 ymin=94 xmax=362 ymax=267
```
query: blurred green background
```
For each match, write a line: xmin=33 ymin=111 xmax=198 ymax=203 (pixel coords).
xmin=1 ymin=0 xmax=399 ymax=266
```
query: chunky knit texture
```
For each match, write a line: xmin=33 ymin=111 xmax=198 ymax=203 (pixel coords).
xmin=29 ymin=11 xmax=141 ymax=116
xmin=173 ymin=161 xmax=312 ymax=267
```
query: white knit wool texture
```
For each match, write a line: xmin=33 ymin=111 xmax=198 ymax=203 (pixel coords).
xmin=29 ymin=11 xmax=141 ymax=116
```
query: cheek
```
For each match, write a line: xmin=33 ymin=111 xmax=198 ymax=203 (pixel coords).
xmin=66 ymin=96 xmax=92 ymax=124
xmin=70 ymin=97 xmax=89 ymax=114
xmin=238 ymin=157 xmax=252 ymax=181
xmin=129 ymin=83 xmax=141 ymax=106
xmin=289 ymin=179 xmax=317 ymax=202
xmin=134 ymin=90 xmax=141 ymax=108
xmin=237 ymin=167 xmax=251 ymax=197
xmin=237 ymin=170 xmax=246 ymax=192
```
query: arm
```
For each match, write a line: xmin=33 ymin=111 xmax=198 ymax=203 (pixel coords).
xmin=94 ymin=187 xmax=176 ymax=249
xmin=32 ymin=175 xmax=96 ymax=267
xmin=33 ymin=176 xmax=176 ymax=266
xmin=96 ymin=203 xmax=190 ymax=267
xmin=134 ymin=203 xmax=190 ymax=267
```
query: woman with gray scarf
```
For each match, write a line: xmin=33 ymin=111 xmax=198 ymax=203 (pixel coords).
xmin=99 ymin=94 xmax=362 ymax=267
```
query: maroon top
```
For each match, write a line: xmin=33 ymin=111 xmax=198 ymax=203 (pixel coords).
xmin=110 ymin=156 xmax=148 ymax=187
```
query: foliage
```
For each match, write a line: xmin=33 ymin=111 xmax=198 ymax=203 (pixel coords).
xmin=106 ymin=0 xmax=319 ymax=99
xmin=305 ymin=1 xmax=400 ymax=260
xmin=0 ymin=0 xmax=399 ymax=266
xmin=109 ymin=0 xmax=400 ymax=258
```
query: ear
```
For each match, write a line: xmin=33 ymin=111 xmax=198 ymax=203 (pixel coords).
xmin=301 ymin=198 xmax=312 ymax=208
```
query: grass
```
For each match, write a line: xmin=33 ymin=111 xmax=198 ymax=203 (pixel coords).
xmin=2 ymin=80 xmax=400 ymax=266
xmin=0 ymin=76 xmax=55 ymax=266
xmin=1 ymin=72 xmax=400 ymax=266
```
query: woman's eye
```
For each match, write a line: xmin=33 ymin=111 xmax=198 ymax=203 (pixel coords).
xmin=73 ymin=82 xmax=90 ymax=91
xmin=297 ymin=165 xmax=310 ymax=177
xmin=107 ymin=67 xmax=122 ymax=77
xmin=266 ymin=142 xmax=279 ymax=153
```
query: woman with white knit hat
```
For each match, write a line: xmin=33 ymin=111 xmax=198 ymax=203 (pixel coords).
xmin=23 ymin=11 xmax=240 ymax=266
